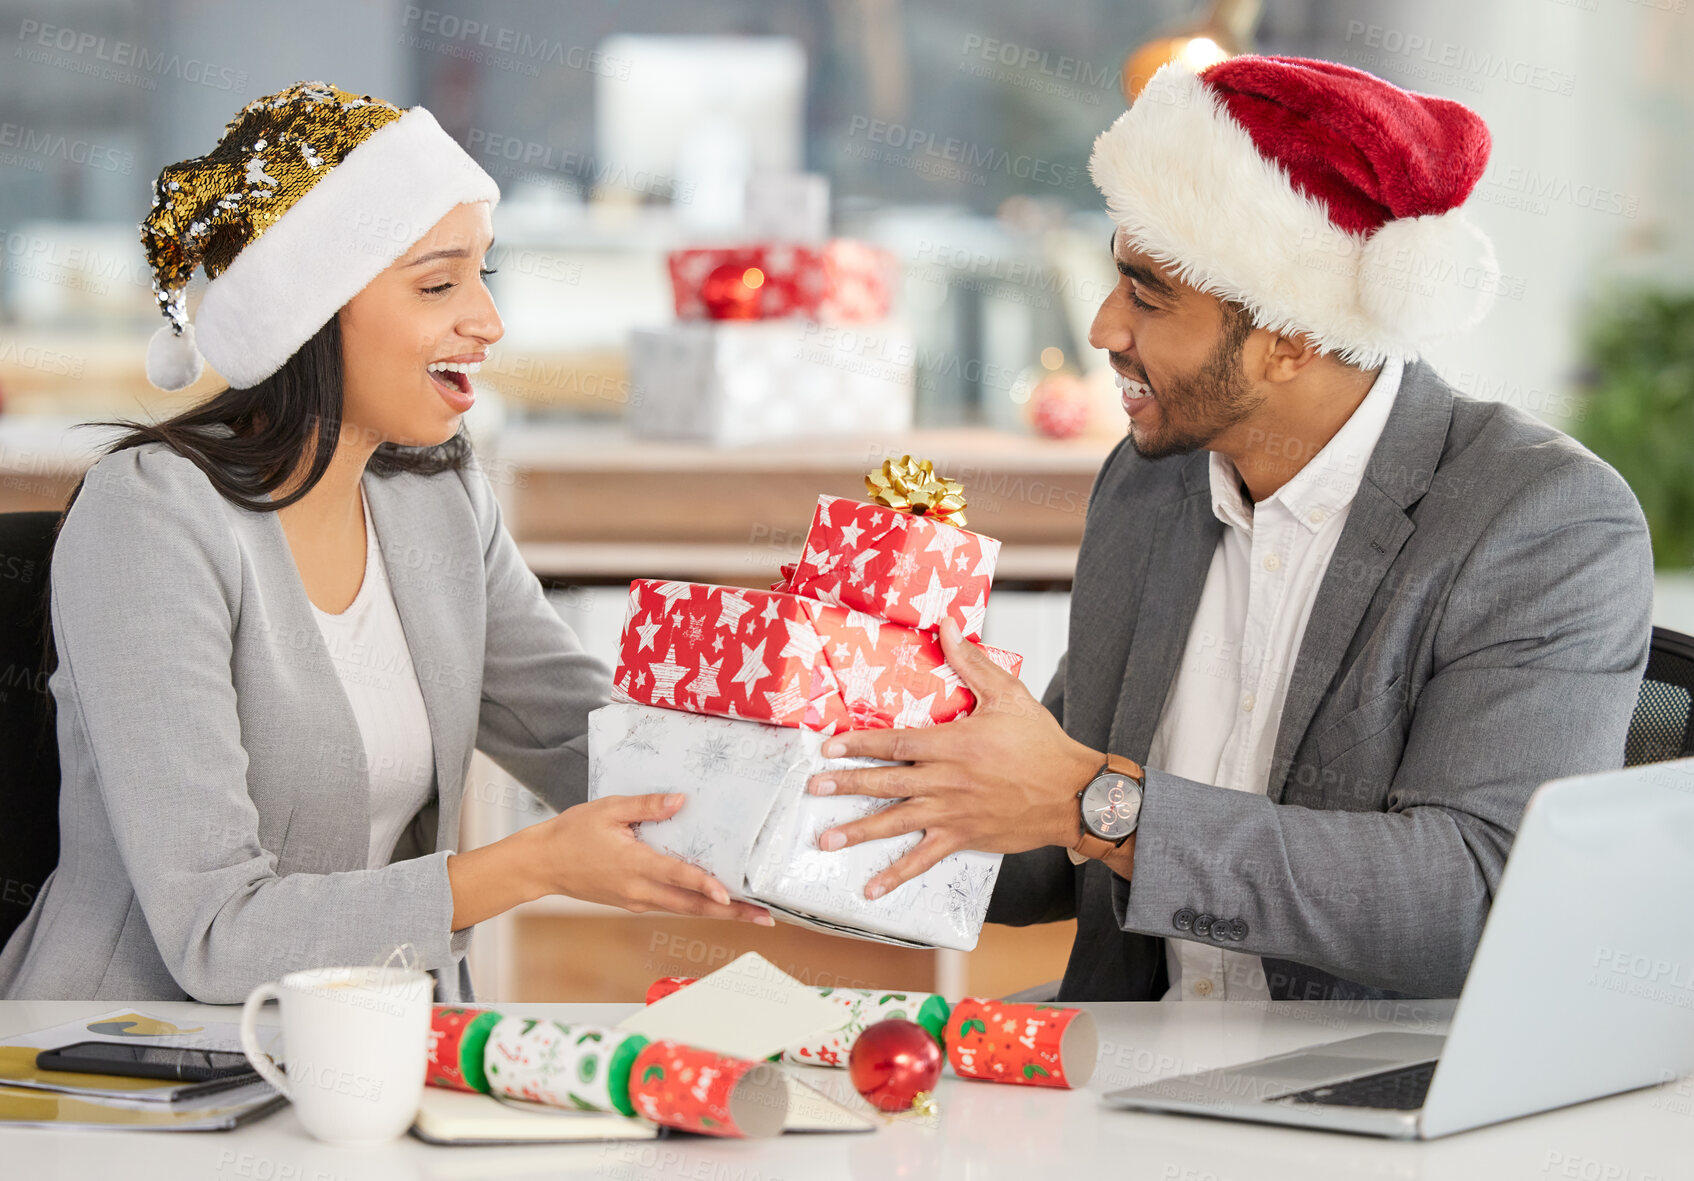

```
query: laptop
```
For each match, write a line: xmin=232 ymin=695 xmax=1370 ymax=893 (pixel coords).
xmin=1104 ymin=757 xmax=1694 ymax=1138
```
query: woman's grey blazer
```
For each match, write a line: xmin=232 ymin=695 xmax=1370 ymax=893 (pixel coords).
xmin=0 ymin=434 xmax=613 ymax=1003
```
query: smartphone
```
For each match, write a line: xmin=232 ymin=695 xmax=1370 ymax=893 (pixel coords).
xmin=35 ymin=1040 xmax=258 ymax=1083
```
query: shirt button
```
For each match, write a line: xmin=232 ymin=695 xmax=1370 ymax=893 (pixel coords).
xmin=1309 ymin=508 xmax=1327 ymax=525
xmin=1262 ymin=553 xmax=1282 ymax=572
xmin=1242 ymin=693 xmax=1256 ymax=713
xmin=1192 ymin=978 xmax=1215 ymax=997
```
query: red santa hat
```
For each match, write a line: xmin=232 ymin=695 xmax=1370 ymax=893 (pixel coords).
xmin=1089 ymin=55 xmax=1498 ymax=368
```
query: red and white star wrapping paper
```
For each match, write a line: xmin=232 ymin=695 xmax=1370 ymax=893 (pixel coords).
xmin=667 ymin=241 xmax=897 ymax=322
xmin=613 ymin=579 xmax=1022 ymax=734
xmin=783 ymin=495 xmax=1002 ymax=641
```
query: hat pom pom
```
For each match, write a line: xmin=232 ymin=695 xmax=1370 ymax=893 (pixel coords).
xmin=1358 ymin=212 xmax=1499 ymax=350
xmin=146 ymin=322 xmax=205 ymax=391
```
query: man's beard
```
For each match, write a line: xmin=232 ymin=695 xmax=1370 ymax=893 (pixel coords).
xmin=1124 ymin=326 xmax=1263 ymax=461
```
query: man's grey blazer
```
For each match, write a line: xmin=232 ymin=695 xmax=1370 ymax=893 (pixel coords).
xmin=0 ymin=433 xmax=613 ymax=1003
xmin=987 ymin=359 xmax=1656 ymax=1001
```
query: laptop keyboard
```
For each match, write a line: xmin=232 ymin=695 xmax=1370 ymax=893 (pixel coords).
xmin=1271 ymin=1060 xmax=1438 ymax=1110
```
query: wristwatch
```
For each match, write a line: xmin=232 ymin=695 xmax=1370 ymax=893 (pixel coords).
xmin=1067 ymin=754 xmax=1145 ymax=864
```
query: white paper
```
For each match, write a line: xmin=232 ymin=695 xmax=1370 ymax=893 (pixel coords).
xmin=1 ymin=1009 xmax=254 ymax=1053
xmin=615 ymin=952 xmax=842 ymax=1061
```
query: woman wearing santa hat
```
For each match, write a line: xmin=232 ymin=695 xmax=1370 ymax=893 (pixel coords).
xmin=0 ymin=81 xmax=771 ymax=1004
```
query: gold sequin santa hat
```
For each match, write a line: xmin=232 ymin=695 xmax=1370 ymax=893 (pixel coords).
xmin=139 ymin=80 xmax=499 ymax=390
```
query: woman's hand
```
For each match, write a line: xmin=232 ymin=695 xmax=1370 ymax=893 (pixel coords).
xmin=541 ymin=793 xmax=774 ymax=923
xmin=448 ymin=793 xmax=773 ymax=930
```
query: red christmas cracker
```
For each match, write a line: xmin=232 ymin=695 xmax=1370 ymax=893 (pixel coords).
xmin=944 ymin=998 xmax=1098 ymax=1089
xmin=626 ymin=1040 xmax=786 ymax=1138
xmin=425 ymin=1006 xmax=501 ymax=1094
xmin=668 ymin=241 xmax=896 ymax=322
xmin=613 ymin=579 xmax=1022 ymax=734
xmin=785 ymin=495 xmax=1001 ymax=640
xmin=645 ymin=977 xmax=694 ymax=1005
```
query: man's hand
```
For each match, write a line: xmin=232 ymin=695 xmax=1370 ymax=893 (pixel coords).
xmin=806 ymin=618 xmax=1106 ymax=899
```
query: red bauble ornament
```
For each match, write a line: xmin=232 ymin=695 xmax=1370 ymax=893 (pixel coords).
xmin=699 ymin=262 xmax=765 ymax=320
xmin=848 ymin=1018 xmax=943 ymax=1113
xmin=1030 ymin=372 xmax=1091 ymax=439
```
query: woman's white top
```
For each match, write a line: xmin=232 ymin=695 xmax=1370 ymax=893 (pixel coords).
xmin=309 ymin=482 xmax=438 ymax=868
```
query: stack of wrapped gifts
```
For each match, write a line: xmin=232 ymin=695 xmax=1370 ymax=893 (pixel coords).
xmin=627 ymin=240 xmax=914 ymax=446
xmin=589 ymin=458 xmax=1017 ymax=950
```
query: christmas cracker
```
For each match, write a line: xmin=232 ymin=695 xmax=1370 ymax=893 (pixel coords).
xmin=627 ymin=1039 xmax=788 ymax=1138
xmin=944 ymin=998 xmax=1098 ymax=1089
xmin=425 ymin=1006 xmax=501 ymax=1093
xmin=426 ymin=1004 xmax=781 ymax=1135
xmin=480 ymin=1015 xmax=650 ymax=1118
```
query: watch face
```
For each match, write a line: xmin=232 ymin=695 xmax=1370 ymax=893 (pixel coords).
xmin=1082 ymin=773 xmax=1142 ymax=841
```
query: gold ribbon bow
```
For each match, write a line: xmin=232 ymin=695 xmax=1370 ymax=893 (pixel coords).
xmin=864 ymin=455 xmax=969 ymax=528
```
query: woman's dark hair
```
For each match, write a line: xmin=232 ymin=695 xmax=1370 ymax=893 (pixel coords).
xmin=75 ymin=313 xmax=471 ymax=512
xmin=34 ymin=312 xmax=472 ymax=742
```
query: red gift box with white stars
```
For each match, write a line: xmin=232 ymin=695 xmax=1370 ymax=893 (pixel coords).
xmin=612 ymin=579 xmax=1022 ymax=734
xmin=781 ymin=495 xmax=1001 ymax=641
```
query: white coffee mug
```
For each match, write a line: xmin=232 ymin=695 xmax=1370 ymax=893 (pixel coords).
xmin=239 ymin=965 xmax=433 ymax=1145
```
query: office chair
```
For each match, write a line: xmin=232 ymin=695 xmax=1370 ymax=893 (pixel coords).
xmin=1626 ymin=625 xmax=1694 ymax=766
xmin=0 ymin=512 xmax=62 ymax=950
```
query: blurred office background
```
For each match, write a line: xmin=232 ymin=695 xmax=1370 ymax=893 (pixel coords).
xmin=2 ymin=0 xmax=1690 ymax=1000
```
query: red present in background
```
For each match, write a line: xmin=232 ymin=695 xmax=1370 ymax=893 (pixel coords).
xmin=785 ymin=495 xmax=1001 ymax=640
xmin=612 ymin=579 xmax=1022 ymax=734
xmin=668 ymin=241 xmax=897 ymax=322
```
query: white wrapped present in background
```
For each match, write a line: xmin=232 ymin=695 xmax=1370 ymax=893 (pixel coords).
xmin=587 ymin=702 xmax=1000 ymax=951
xmin=625 ymin=320 xmax=914 ymax=447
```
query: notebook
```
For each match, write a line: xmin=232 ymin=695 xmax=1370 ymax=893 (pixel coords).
xmin=411 ymin=1087 xmax=663 ymax=1145
xmin=0 ymin=1079 xmax=283 ymax=1132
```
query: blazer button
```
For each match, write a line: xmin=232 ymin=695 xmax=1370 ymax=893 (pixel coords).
xmin=1193 ymin=913 xmax=1215 ymax=937
xmin=1229 ymin=919 xmax=1249 ymax=941
xmin=1210 ymin=920 xmax=1232 ymax=942
xmin=1173 ymin=908 xmax=1196 ymax=932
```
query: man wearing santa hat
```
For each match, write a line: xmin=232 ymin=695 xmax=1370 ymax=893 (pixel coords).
xmin=806 ymin=55 xmax=1655 ymax=1002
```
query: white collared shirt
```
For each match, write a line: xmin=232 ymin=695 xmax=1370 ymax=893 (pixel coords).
xmin=1146 ymin=358 xmax=1403 ymax=1001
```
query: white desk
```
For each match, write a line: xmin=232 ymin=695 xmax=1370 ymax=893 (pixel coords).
xmin=1 ymin=998 xmax=1686 ymax=1180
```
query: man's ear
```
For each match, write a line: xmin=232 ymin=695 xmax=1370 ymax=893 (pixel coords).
xmin=1259 ymin=329 xmax=1322 ymax=384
